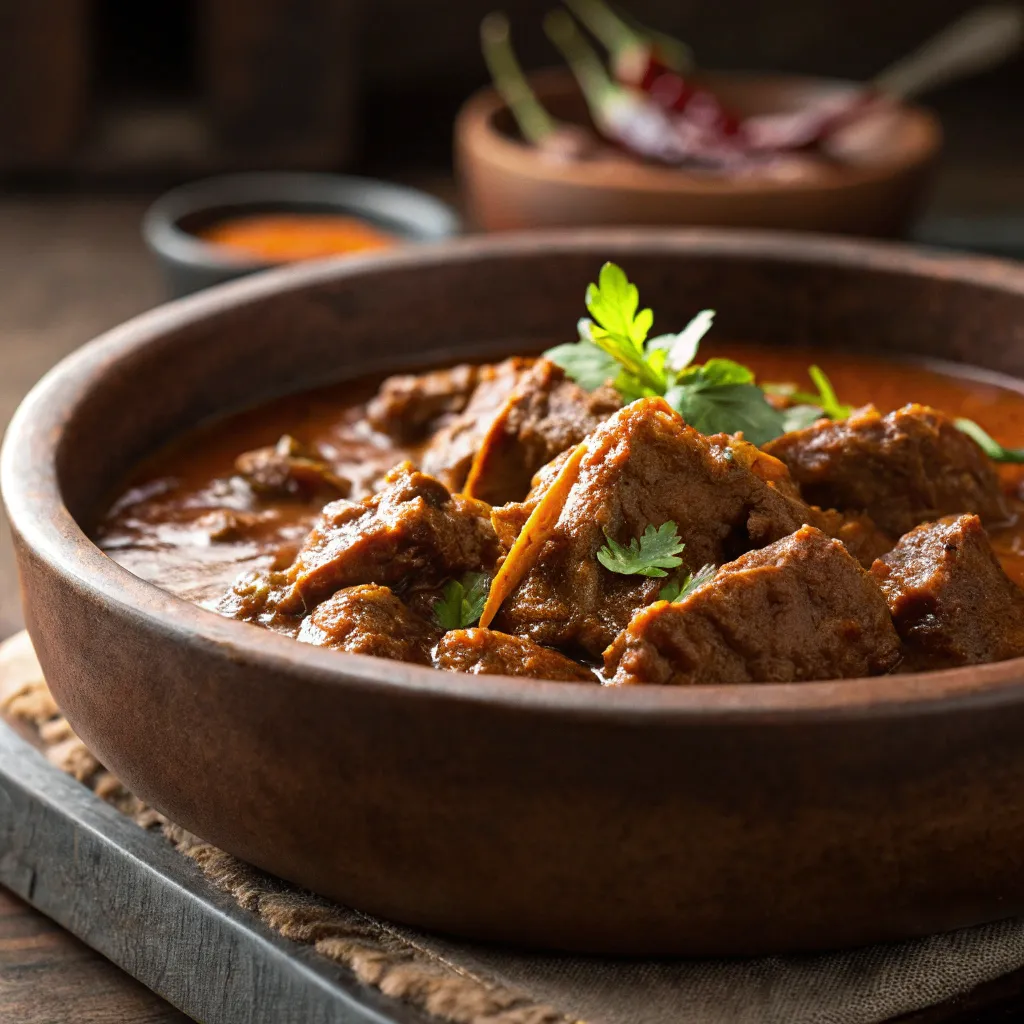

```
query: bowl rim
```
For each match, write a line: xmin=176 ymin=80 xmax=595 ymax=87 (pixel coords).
xmin=142 ymin=171 xmax=463 ymax=273
xmin=7 ymin=227 xmax=1024 ymax=724
xmin=455 ymin=68 xmax=942 ymax=196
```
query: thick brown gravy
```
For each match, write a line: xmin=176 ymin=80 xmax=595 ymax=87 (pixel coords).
xmin=97 ymin=344 xmax=1024 ymax=613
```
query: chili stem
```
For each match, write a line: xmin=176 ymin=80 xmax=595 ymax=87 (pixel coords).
xmin=562 ymin=0 xmax=640 ymax=57
xmin=544 ymin=9 xmax=618 ymax=113
xmin=481 ymin=12 xmax=556 ymax=145
xmin=616 ymin=5 xmax=694 ymax=71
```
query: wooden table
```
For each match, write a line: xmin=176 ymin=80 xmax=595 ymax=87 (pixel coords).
xmin=3 ymin=185 xmax=1024 ymax=1023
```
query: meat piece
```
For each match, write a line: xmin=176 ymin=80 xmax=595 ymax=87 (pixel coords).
xmin=224 ymin=462 xmax=502 ymax=621
xmin=494 ymin=397 xmax=821 ymax=657
xmin=193 ymin=509 xmax=262 ymax=542
xmin=235 ymin=435 xmax=350 ymax=502
xmin=462 ymin=360 xmax=621 ymax=505
xmin=491 ymin=447 xmax=575 ymax=549
xmin=297 ymin=584 xmax=440 ymax=664
xmin=420 ymin=357 xmax=535 ymax=491
xmin=811 ymin=507 xmax=894 ymax=569
xmin=281 ymin=462 xmax=501 ymax=614
xmin=367 ymin=363 xmax=485 ymax=442
xmin=763 ymin=404 xmax=1013 ymax=536
xmin=871 ymin=514 xmax=1024 ymax=670
xmin=605 ymin=525 xmax=901 ymax=685
xmin=434 ymin=628 xmax=595 ymax=682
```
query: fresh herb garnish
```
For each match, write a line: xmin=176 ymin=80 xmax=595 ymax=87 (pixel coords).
xmin=659 ymin=563 xmax=717 ymax=602
xmin=597 ymin=521 xmax=686 ymax=578
xmin=665 ymin=358 xmax=786 ymax=447
xmin=955 ymin=418 xmax=1024 ymax=464
xmin=766 ymin=365 xmax=853 ymax=432
xmin=546 ymin=262 xmax=785 ymax=444
xmin=433 ymin=572 xmax=491 ymax=630
xmin=544 ymin=338 xmax=619 ymax=391
xmin=779 ymin=403 xmax=829 ymax=433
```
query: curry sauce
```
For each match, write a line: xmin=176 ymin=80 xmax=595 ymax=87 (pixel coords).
xmin=96 ymin=344 xmax=1024 ymax=684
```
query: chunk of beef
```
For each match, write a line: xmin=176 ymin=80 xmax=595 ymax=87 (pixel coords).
xmin=494 ymin=397 xmax=821 ymax=657
xmin=870 ymin=514 xmax=1024 ymax=670
xmin=419 ymin=358 xmax=535 ymax=491
xmin=434 ymin=628 xmax=595 ymax=681
xmin=223 ymin=462 xmax=502 ymax=621
xmin=491 ymin=447 xmax=575 ymax=549
xmin=296 ymin=584 xmax=440 ymax=664
xmin=605 ymin=525 xmax=901 ymax=685
xmin=763 ymin=404 xmax=1013 ymax=536
xmin=462 ymin=360 xmax=621 ymax=506
xmin=235 ymin=435 xmax=350 ymax=502
xmin=811 ymin=507 xmax=894 ymax=569
xmin=367 ymin=363 xmax=486 ymax=443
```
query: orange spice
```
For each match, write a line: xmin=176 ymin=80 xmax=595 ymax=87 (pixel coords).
xmin=198 ymin=213 xmax=398 ymax=262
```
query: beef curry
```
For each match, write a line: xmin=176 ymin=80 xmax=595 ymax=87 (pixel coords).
xmin=97 ymin=263 xmax=1024 ymax=685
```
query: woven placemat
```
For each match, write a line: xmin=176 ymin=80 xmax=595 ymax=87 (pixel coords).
xmin=4 ymin=629 xmax=1024 ymax=1024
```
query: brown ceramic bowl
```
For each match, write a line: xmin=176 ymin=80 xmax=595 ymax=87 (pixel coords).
xmin=6 ymin=231 xmax=1024 ymax=958
xmin=456 ymin=69 xmax=941 ymax=236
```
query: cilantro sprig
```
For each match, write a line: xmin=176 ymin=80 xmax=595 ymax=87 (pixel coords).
xmin=597 ymin=521 xmax=686 ymax=578
xmin=765 ymin=365 xmax=854 ymax=432
xmin=659 ymin=563 xmax=717 ymax=603
xmin=547 ymin=262 xmax=828 ymax=446
xmin=433 ymin=572 xmax=491 ymax=630
xmin=955 ymin=418 xmax=1024 ymax=464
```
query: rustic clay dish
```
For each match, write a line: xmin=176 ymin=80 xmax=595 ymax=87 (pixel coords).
xmin=6 ymin=231 xmax=1024 ymax=957
xmin=456 ymin=69 xmax=941 ymax=236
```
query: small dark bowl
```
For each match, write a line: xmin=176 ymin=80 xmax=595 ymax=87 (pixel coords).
xmin=7 ymin=231 xmax=1024 ymax=957
xmin=143 ymin=172 xmax=462 ymax=298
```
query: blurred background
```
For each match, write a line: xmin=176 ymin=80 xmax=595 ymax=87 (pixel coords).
xmin=0 ymin=0 xmax=1019 ymax=194
xmin=0 ymin=0 xmax=1022 ymax=636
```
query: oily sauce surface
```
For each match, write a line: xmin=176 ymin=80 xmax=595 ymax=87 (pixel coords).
xmin=97 ymin=345 xmax=1024 ymax=610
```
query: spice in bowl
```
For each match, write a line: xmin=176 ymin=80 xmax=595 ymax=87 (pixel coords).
xmin=198 ymin=213 xmax=398 ymax=263
xmin=488 ymin=0 xmax=1022 ymax=175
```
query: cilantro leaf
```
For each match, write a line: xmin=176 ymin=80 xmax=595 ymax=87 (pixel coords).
xmin=659 ymin=563 xmax=717 ymax=602
xmin=955 ymin=418 xmax=1024 ymax=463
xmin=546 ymin=340 xmax=618 ymax=390
xmin=574 ymin=263 xmax=667 ymax=394
xmin=432 ymin=572 xmax=492 ymax=630
xmin=647 ymin=309 xmax=715 ymax=373
xmin=586 ymin=262 xmax=652 ymax=348
xmin=780 ymin=403 xmax=827 ymax=433
xmin=665 ymin=377 xmax=785 ymax=447
xmin=596 ymin=521 xmax=685 ymax=578
xmin=544 ymin=262 xmax=789 ymax=445
xmin=764 ymin=366 xmax=852 ymax=430
xmin=678 ymin=358 xmax=755 ymax=387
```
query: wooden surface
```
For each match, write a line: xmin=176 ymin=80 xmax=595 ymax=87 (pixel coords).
xmin=0 ymin=889 xmax=190 ymax=1024
xmin=0 ymin=716 xmax=425 ymax=1024
xmin=0 ymin=195 xmax=164 ymax=638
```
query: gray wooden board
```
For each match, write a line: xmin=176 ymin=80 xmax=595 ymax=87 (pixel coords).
xmin=0 ymin=719 xmax=428 ymax=1024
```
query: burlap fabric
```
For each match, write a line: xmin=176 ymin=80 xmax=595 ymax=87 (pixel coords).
xmin=3 ymin=630 xmax=1023 ymax=1024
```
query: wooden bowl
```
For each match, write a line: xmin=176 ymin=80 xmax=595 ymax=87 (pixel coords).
xmin=5 ymin=231 xmax=1024 ymax=957
xmin=456 ymin=69 xmax=941 ymax=236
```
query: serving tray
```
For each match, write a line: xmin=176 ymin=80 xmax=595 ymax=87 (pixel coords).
xmin=0 ymin=716 xmax=424 ymax=1024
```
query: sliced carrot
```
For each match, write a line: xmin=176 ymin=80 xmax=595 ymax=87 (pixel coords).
xmin=478 ymin=440 xmax=588 ymax=629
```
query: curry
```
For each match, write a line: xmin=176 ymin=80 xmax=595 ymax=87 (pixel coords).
xmin=97 ymin=263 xmax=1024 ymax=685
